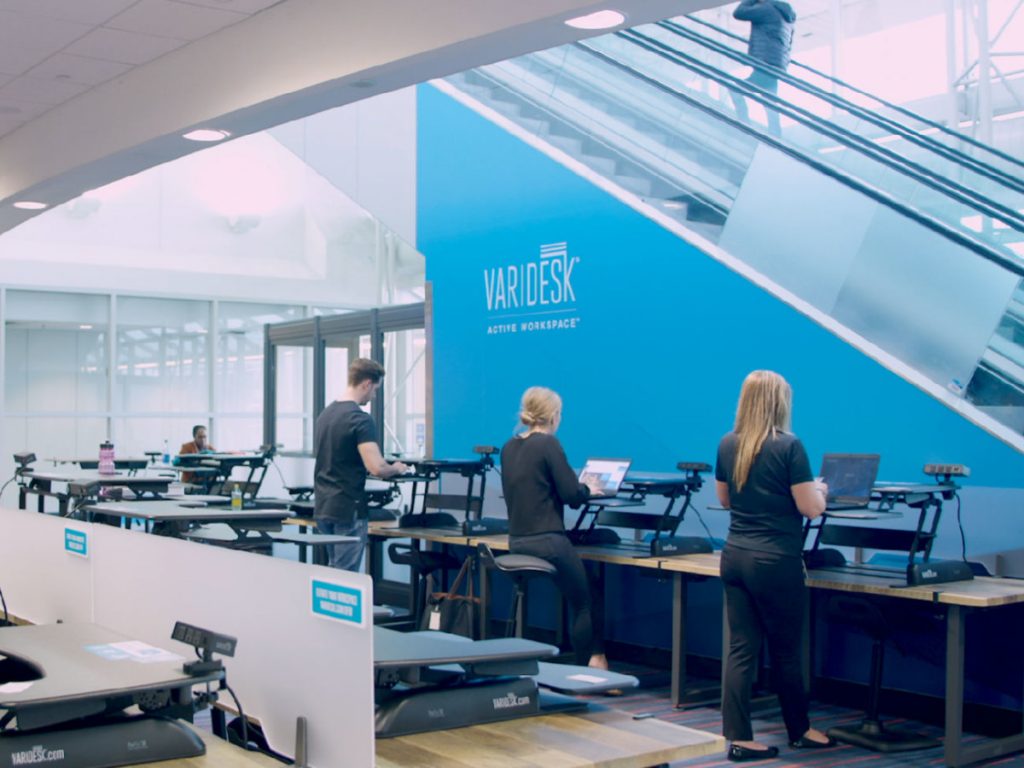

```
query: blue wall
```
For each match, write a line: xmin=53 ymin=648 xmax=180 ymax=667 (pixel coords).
xmin=416 ymin=82 xmax=1024 ymax=703
xmin=417 ymin=84 xmax=1024 ymax=497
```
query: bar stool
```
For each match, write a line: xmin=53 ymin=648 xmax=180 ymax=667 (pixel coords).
xmin=476 ymin=542 xmax=557 ymax=637
xmin=824 ymin=595 xmax=939 ymax=753
xmin=387 ymin=542 xmax=462 ymax=626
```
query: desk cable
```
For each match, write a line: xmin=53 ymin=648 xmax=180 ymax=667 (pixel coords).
xmin=0 ymin=474 xmax=17 ymax=505
xmin=954 ymin=491 xmax=968 ymax=563
xmin=269 ymin=457 xmax=288 ymax=489
xmin=689 ymin=501 xmax=717 ymax=548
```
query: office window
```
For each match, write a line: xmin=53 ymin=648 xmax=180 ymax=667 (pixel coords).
xmin=382 ymin=328 xmax=426 ymax=456
xmin=116 ymin=297 xmax=209 ymax=413
xmin=4 ymin=290 xmax=108 ymax=414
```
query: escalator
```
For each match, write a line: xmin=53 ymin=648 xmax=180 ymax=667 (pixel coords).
xmin=439 ymin=14 xmax=1024 ymax=442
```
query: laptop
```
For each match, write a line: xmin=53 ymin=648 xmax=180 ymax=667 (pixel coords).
xmin=819 ymin=453 xmax=880 ymax=510
xmin=579 ymin=458 xmax=632 ymax=498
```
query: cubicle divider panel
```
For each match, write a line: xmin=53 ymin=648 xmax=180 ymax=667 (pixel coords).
xmin=0 ymin=508 xmax=375 ymax=768
xmin=0 ymin=507 xmax=93 ymax=625
xmin=89 ymin=524 xmax=374 ymax=767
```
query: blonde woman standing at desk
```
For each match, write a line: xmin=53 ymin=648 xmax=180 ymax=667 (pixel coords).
xmin=714 ymin=370 xmax=835 ymax=761
xmin=500 ymin=386 xmax=609 ymax=670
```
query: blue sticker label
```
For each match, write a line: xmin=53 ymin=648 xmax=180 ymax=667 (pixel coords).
xmin=64 ymin=528 xmax=88 ymax=558
xmin=311 ymin=579 xmax=364 ymax=626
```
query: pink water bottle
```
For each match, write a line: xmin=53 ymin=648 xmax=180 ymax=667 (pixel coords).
xmin=98 ymin=440 xmax=115 ymax=475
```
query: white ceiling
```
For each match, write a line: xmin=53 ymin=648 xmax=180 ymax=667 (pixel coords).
xmin=0 ymin=0 xmax=726 ymax=236
xmin=0 ymin=0 xmax=284 ymax=139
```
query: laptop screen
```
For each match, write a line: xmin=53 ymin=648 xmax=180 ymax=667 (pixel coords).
xmin=579 ymin=458 xmax=631 ymax=497
xmin=819 ymin=453 xmax=880 ymax=503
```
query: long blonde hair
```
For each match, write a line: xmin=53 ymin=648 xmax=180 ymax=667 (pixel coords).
xmin=732 ymin=370 xmax=792 ymax=491
xmin=518 ymin=386 xmax=562 ymax=431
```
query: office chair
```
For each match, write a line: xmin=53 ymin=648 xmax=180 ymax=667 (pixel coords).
xmin=824 ymin=595 xmax=940 ymax=752
xmin=476 ymin=542 xmax=556 ymax=638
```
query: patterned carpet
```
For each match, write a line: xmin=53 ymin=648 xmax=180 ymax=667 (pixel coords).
xmin=582 ymin=666 xmax=1024 ymax=767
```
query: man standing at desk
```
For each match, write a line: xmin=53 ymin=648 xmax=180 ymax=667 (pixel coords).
xmin=315 ymin=358 xmax=409 ymax=571
xmin=176 ymin=425 xmax=214 ymax=484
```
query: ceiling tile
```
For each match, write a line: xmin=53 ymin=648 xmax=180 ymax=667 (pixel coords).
xmin=0 ymin=95 xmax=54 ymax=121
xmin=0 ymin=75 xmax=90 ymax=106
xmin=0 ymin=114 xmax=30 ymax=139
xmin=172 ymin=0 xmax=283 ymax=13
xmin=26 ymin=53 xmax=133 ymax=86
xmin=0 ymin=10 xmax=94 ymax=74
xmin=107 ymin=0 xmax=247 ymax=41
xmin=64 ymin=27 xmax=188 ymax=66
xmin=0 ymin=0 xmax=138 ymax=25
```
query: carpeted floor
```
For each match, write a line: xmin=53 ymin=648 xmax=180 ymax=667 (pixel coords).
xmin=580 ymin=664 xmax=1024 ymax=767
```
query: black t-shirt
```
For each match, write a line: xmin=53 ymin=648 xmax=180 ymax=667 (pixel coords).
xmin=314 ymin=400 xmax=377 ymax=521
xmin=500 ymin=432 xmax=590 ymax=537
xmin=715 ymin=430 xmax=813 ymax=557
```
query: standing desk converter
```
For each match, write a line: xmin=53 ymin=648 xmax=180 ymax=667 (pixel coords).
xmin=18 ymin=469 xmax=172 ymax=515
xmin=0 ymin=623 xmax=222 ymax=768
xmin=83 ymin=499 xmax=292 ymax=535
xmin=569 ymin=463 xmax=714 ymax=558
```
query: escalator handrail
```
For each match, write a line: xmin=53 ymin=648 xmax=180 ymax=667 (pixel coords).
xmin=573 ymin=40 xmax=1024 ymax=279
xmin=679 ymin=13 xmax=1024 ymax=174
xmin=660 ymin=17 xmax=1024 ymax=195
xmin=616 ymin=29 xmax=1024 ymax=232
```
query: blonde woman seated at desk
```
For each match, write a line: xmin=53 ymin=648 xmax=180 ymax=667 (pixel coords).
xmin=715 ymin=370 xmax=836 ymax=761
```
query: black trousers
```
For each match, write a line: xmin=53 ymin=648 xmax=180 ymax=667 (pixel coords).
xmin=509 ymin=532 xmax=605 ymax=663
xmin=720 ymin=543 xmax=810 ymax=743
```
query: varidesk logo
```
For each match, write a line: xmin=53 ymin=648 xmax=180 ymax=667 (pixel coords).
xmin=483 ymin=242 xmax=581 ymax=335
xmin=11 ymin=745 xmax=66 ymax=765
xmin=492 ymin=691 xmax=531 ymax=710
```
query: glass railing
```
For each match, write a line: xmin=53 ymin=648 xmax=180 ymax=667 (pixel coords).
xmin=670 ymin=14 xmax=1024 ymax=191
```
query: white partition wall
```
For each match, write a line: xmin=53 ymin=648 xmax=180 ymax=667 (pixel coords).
xmin=0 ymin=510 xmax=93 ymax=625
xmin=0 ymin=507 xmax=375 ymax=768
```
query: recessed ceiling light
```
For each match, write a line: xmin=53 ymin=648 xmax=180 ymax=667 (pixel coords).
xmin=565 ymin=10 xmax=625 ymax=29
xmin=13 ymin=201 xmax=48 ymax=210
xmin=182 ymin=128 xmax=231 ymax=142
xmin=79 ymin=324 xmax=94 ymax=330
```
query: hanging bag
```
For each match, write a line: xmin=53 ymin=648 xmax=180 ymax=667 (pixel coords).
xmin=420 ymin=556 xmax=479 ymax=639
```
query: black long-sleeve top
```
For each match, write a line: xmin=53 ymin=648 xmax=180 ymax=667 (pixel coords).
xmin=500 ymin=432 xmax=590 ymax=536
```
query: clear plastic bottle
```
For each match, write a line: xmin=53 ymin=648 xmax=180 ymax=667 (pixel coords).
xmin=162 ymin=439 xmax=170 ymax=465
xmin=231 ymin=483 xmax=243 ymax=510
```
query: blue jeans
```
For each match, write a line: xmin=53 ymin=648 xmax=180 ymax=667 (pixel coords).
xmin=315 ymin=516 xmax=368 ymax=572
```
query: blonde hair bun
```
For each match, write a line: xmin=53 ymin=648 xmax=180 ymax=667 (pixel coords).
xmin=519 ymin=386 xmax=562 ymax=428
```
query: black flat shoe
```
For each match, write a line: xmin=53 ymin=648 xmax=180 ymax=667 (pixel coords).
xmin=728 ymin=744 xmax=780 ymax=761
xmin=789 ymin=735 xmax=837 ymax=749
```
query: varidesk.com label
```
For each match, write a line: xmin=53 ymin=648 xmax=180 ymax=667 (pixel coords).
xmin=64 ymin=528 xmax=87 ymax=558
xmin=11 ymin=744 xmax=65 ymax=765
xmin=311 ymin=579 xmax=364 ymax=626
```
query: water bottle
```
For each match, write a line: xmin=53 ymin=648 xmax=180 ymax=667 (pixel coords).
xmin=98 ymin=441 xmax=115 ymax=475
xmin=231 ymin=483 xmax=243 ymax=510
xmin=162 ymin=439 xmax=170 ymax=465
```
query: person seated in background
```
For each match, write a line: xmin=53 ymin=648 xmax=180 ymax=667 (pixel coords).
xmin=174 ymin=425 xmax=215 ymax=484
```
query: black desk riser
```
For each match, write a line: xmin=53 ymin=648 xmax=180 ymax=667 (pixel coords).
xmin=804 ymin=480 xmax=973 ymax=586
xmin=569 ymin=463 xmax=713 ymax=558
xmin=0 ymin=623 xmax=220 ymax=768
